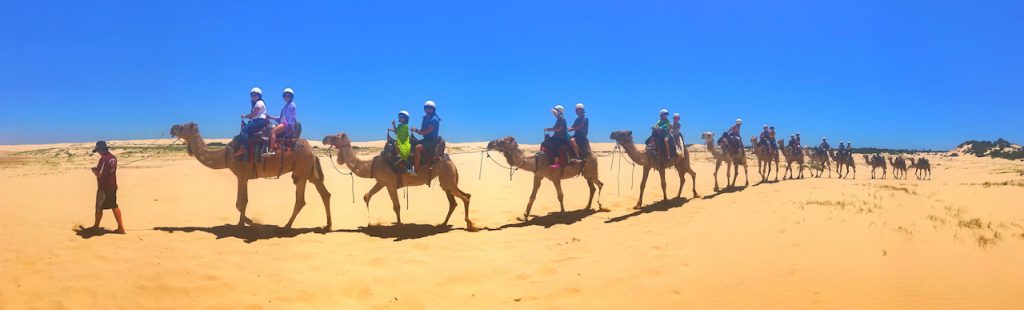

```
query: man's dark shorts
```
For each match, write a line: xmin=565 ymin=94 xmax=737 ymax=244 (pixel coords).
xmin=95 ymin=189 xmax=118 ymax=210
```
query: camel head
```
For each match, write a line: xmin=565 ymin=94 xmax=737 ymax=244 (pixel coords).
xmin=170 ymin=122 xmax=199 ymax=139
xmin=701 ymin=132 xmax=715 ymax=143
xmin=321 ymin=133 xmax=351 ymax=149
xmin=486 ymin=136 xmax=518 ymax=152
xmin=609 ymin=130 xmax=634 ymax=144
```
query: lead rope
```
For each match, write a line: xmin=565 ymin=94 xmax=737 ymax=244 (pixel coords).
xmin=119 ymin=133 xmax=182 ymax=167
xmin=324 ymin=148 xmax=356 ymax=203
xmin=484 ymin=150 xmax=517 ymax=181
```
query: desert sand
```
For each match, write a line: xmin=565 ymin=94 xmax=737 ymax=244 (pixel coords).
xmin=1 ymin=138 xmax=1022 ymax=309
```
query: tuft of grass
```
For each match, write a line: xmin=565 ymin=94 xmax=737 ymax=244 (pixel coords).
xmin=958 ymin=218 xmax=984 ymax=230
xmin=926 ymin=215 xmax=948 ymax=225
xmin=876 ymin=184 xmax=917 ymax=195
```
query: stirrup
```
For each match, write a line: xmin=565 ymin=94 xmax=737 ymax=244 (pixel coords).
xmin=262 ymin=151 xmax=276 ymax=158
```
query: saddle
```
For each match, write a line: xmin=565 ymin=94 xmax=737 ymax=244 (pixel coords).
xmin=233 ymin=121 xmax=302 ymax=162
xmin=645 ymin=131 xmax=678 ymax=163
xmin=540 ymin=134 xmax=581 ymax=168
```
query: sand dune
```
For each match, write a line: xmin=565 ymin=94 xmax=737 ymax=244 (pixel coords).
xmin=1 ymin=139 xmax=1022 ymax=308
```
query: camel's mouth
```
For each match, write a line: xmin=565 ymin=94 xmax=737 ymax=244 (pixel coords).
xmin=170 ymin=125 xmax=180 ymax=137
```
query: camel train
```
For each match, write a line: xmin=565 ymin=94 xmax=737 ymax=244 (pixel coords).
xmin=167 ymin=105 xmax=934 ymax=232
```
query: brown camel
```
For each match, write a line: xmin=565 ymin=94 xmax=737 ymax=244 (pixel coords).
xmin=486 ymin=136 xmax=606 ymax=220
xmin=750 ymin=136 xmax=779 ymax=182
xmin=609 ymin=130 xmax=699 ymax=208
xmin=863 ymin=154 xmax=887 ymax=179
xmin=322 ymin=133 xmax=476 ymax=231
xmin=908 ymin=157 xmax=932 ymax=180
xmin=804 ymin=148 xmax=832 ymax=178
xmin=169 ymin=122 xmax=332 ymax=229
xmin=779 ymin=139 xmax=805 ymax=179
xmin=701 ymin=132 xmax=748 ymax=191
xmin=888 ymin=156 xmax=908 ymax=179
xmin=829 ymin=149 xmax=856 ymax=179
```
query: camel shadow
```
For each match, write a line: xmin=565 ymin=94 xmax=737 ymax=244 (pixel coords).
xmin=339 ymin=223 xmax=455 ymax=241
xmin=753 ymin=180 xmax=780 ymax=187
xmin=701 ymin=186 xmax=747 ymax=200
xmin=488 ymin=209 xmax=598 ymax=230
xmin=153 ymin=223 xmax=325 ymax=243
xmin=73 ymin=225 xmax=121 ymax=239
xmin=605 ymin=197 xmax=688 ymax=223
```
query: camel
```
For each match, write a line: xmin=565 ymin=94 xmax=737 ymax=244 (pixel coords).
xmin=750 ymin=136 xmax=779 ymax=182
xmin=169 ymin=122 xmax=332 ymax=229
xmin=609 ymin=130 xmax=699 ymax=208
xmin=863 ymin=154 xmax=887 ymax=179
xmin=888 ymin=156 xmax=908 ymax=179
xmin=909 ymin=157 xmax=932 ymax=180
xmin=485 ymin=136 xmax=606 ymax=219
xmin=804 ymin=148 xmax=832 ymax=178
xmin=779 ymin=139 xmax=805 ymax=179
xmin=829 ymin=149 xmax=856 ymax=179
xmin=322 ymin=133 xmax=476 ymax=231
xmin=701 ymin=132 xmax=748 ymax=191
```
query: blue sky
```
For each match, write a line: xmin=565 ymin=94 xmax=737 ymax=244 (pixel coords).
xmin=1 ymin=0 xmax=1021 ymax=149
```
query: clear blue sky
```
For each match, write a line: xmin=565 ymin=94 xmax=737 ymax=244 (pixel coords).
xmin=1 ymin=0 xmax=1021 ymax=149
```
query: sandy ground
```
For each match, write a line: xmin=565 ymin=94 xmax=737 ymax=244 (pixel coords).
xmin=1 ymin=138 xmax=1022 ymax=309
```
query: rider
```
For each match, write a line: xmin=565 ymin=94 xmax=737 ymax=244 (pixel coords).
xmin=788 ymin=134 xmax=798 ymax=153
xmin=543 ymin=105 xmax=569 ymax=169
xmin=726 ymin=118 xmax=744 ymax=149
xmin=568 ymin=103 xmax=589 ymax=159
xmin=837 ymin=141 xmax=846 ymax=156
xmin=795 ymin=132 xmax=802 ymax=147
xmin=818 ymin=137 xmax=831 ymax=155
xmin=411 ymin=100 xmax=441 ymax=169
xmin=769 ymin=126 xmax=778 ymax=153
xmin=671 ymin=113 xmax=684 ymax=156
xmin=653 ymin=109 xmax=672 ymax=159
xmin=268 ymin=88 xmax=297 ymax=153
xmin=390 ymin=110 xmax=417 ymax=176
xmin=759 ymin=125 xmax=772 ymax=149
xmin=233 ymin=87 xmax=269 ymax=157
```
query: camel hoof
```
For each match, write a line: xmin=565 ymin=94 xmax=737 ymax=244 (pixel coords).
xmin=597 ymin=207 xmax=611 ymax=212
xmin=466 ymin=222 xmax=479 ymax=232
xmin=322 ymin=225 xmax=332 ymax=232
xmin=632 ymin=205 xmax=644 ymax=210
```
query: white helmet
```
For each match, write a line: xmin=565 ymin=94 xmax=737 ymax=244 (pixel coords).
xmin=736 ymin=118 xmax=743 ymax=124
xmin=575 ymin=103 xmax=585 ymax=110
xmin=763 ymin=124 xmax=768 ymax=128
xmin=283 ymin=88 xmax=294 ymax=95
xmin=673 ymin=112 xmax=680 ymax=117
xmin=554 ymin=105 xmax=565 ymax=113
xmin=398 ymin=110 xmax=409 ymax=118
xmin=659 ymin=109 xmax=669 ymax=115
xmin=796 ymin=132 xmax=800 ymax=135
xmin=822 ymin=137 xmax=827 ymax=140
xmin=250 ymin=87 xmax=262 ymax=95
xmin=424 ymin=100 xmax=436 ymax=108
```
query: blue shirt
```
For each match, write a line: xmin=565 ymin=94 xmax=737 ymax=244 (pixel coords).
xmin=421 ymin=113 xmax=440 ymax=140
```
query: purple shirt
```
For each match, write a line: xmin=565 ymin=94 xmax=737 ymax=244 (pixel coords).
xmin=279 ymin=101 xmax=297 ymax=132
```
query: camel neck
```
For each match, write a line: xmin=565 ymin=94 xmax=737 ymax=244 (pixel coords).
xmin=616 ymin=139 xmax=648 ymax=166
xmin=705 ymin=139 xmax=722 ymax=158
xmin=500 ymin=146 xmax=537 ymax=173
xmin=336 ymin=144 xmax=374 ymax=178
xmin=185 ymin=134 xmax=229 ymax=169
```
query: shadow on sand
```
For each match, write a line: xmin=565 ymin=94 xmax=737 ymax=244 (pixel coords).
xmin=752 ymin=180 xmax=780 ymax=187
xmin=701 ymin=185 xmax=747 ymax=200
xmin=339 ymin=223 xmax=457 ymax=241
xmin=153 ymin=223 xmax=326 ymax=243
xmin=484 ymin=209 xmax=598 ymax=231
xmin=605 ymin=197 xmax=689 ymax=223
xmin=73 ymin=225 xmax=123 ymax=239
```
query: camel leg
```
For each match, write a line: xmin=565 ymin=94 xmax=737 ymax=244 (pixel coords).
xmin=657 ymin=168 xmax=667 ymax=201
xmin=689 ymin=169 xmax=698 ymax=198
xmin=442 ymin=191 xmax=457 ymax=226
xmin=675 ymin=168 xmax=685 ymax=198
xmin=636 ymin=167 xmax=652 ymax=209
xmin=742 ymin=162 xmax=749 ymax=187
xmin=284 ymin=179 xmax=308 ymax=229
xmin=236 ymin=178 xmax=249 ymax=227
xmin=726 ymin=161 xmax=733 ymax=188
xmin=386 ymin=186 xmax=402 ymax=224
xmin=459 ymin=189 xmax=475 ymax=231
xmin=312 ymin=179 xmax=333 ymax=230
xmin=552 ymin=178 xmax=566 ymax=212
xmin=586 ymin=180 xmax=596 ymax=209
xmin=591 ymin=178 xmax=607 ymax=211
xmin=363 ymin=182 xmax=385 ymax=207
xmin=774 ymin=159 xmax=779 ymax=181
xmin=523 ymin=176 xmax=543 ymax=221
xmin=713 ymin=160 xmax=722 ymax=191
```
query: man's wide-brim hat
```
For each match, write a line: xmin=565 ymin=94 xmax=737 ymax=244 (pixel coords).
xmin=92 ymin=141 xmax=109 ymax=153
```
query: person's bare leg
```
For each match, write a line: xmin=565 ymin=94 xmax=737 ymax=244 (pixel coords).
xmin=270 ymin=124 xmax=285 ymax=151
xmin=112 ymin=208 xmax=125 ymax=234
xmin=92 ymin=209 xmax=102 ymax=229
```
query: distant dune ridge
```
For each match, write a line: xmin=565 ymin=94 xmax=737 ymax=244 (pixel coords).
xmin=949 ymin=138 xmax=1024 ymax=160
